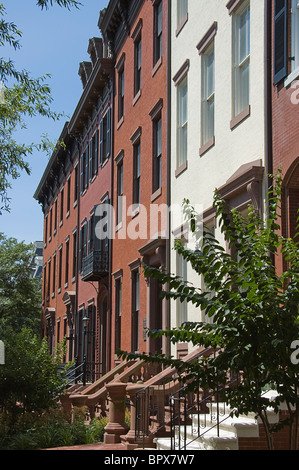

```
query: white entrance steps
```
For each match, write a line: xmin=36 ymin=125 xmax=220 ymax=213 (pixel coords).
xmin=154 ymin=396 xmax=279 ymax=451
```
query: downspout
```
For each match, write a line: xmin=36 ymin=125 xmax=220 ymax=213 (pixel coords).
xmin=108 ymin=74 xmax=114 ymax=371
xmin=265 ymin=0 xmax=273 ymax=203
xmin=165 ymin=0 xmax=171 ymax=359
xmin=265 ymin=0 xmax=274 ymax=266
xmin=74 ymin=136 xmax=81 ymax=361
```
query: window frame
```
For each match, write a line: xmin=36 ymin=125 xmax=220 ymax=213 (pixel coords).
xmin=232 ymin=1 xmax=250 ymax=119
xmin=201 ymin=41 xmax=215 ymax=148
xmin=133 ymin=139 xmax=141 ymax=208
xmin=131 ymin=268 xmax=140 ymax=353
xmin=154 ymin=0 xmax=163 ymax=65
xmin=176 ymin=76 xmax=188 ymax=169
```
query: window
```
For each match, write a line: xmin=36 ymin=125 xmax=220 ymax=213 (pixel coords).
xmin=273 ymin=0 xmax=288 ymax=84
xmin=44 ymin=215 xmax=48 ymax=244
xmin=80 ymin=147 xmax=89 ymax=193
xmin=52 ymin=253 xmax=56 ymax=296
xmin=58 ymin=246 xmax=62 ymax=290
xmin=153 ymin=115 xmax=162 ymax=192
xmin=118 ymin=66 xmax=125 ymax=121
xmin=154 ymin=0 xmax=162 ymax=65
xmin=67 ymin=178 xmax=71 ymax=214
xmin=65 ymin=239 xmax=69 ymax=285
xmin=290 ymin=1 xmax=299 ymax=74
xmin=60 ymin=188 xmax=64 ymax=223
xmin=134 ymin=36 xmax=142 ymax=96
xmin=177 ymin=0 xmax=188 ymax=28
xmin=79 ymin=222 xmax=87 ymax=272
xmin=201 ymin=42 xmax=215 ymax=146
xmin=47 ymin=259 xmax=51 ymax=299
xmin=89 ymin=130 xmax=98 ymax=179
xmin=233 ymin=3 xmax=250 ymax=117
xmin=49 ymin=207 xmax=52 ymax=239
xmin=115 ymin=277 xmax=122 ymax=352
xmin=117 ymin=160 xmax=124 ymax=226
xmin=74 ymin=165 xmax=79 ymax=203
xmin=177 ymin=77 xmax=188 ymax=168
xmin=132 ymin=269 xmax=140 ymax=352
xmin=88 ymin=213 xmax=95 ymax=254
xmin=133 ymin=141 xmax=141 ymax=207
xmin=176 ymin=250 xmax=187 ymax=326
xmin=54 ymin=200 xmax=57 ymax=232
xmin=72 ymin=231 xmax=77 ymax=279
xmin=43 ymin=264 xmax=46 ymax=301
xmin=99 ymin=109 xmax=111 ymax=165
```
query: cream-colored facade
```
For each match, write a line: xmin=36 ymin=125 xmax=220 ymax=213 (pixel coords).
xmin=170 ymin=0 xmax=268 ymax=357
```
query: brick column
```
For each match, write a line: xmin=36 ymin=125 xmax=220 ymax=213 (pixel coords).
xmin=104 ymin=382 xmax=129 ymax=444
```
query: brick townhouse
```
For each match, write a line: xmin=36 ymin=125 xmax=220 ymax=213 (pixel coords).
xmin=99 ymin=0 xmax=169 ymax=365
xmin=34 ymin=36 xmax=114 ymax=373
xmin=271 ymin=0 xmax=299 ymax=275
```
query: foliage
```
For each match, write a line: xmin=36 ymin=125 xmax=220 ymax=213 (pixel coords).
xmin=0 ymin=407 xmax=108 ymax=450
xmin=0 ymin=327 xmax=68 ymax=427
xmin=0 ymin=233 xmax=41 ymax=335
xmin=119 ymin=172 xmax=299 ymax=450
xmin=0 ymin=0 xmax=81 ymax=213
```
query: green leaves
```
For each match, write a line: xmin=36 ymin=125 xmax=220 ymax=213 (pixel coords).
xmin=0 ymin=1 xmax=75 ymax=212
xmin=121 ymin=174 xmax=299 ymax=447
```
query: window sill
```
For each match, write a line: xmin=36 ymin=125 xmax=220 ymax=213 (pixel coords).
xmin=176 ymin=13 xmax=188 ymax=37
xmin=117 ymin=116 xmax=124 ymax=130
xmin=175 ymin=160 xmax=188 ymax=178
xmin=284 ymin=67 xmax=299 ymax=88
xmin=152 ymin=56 xmax=163 ymax=77
xmin=133 ymin=89 xmax=141 ymax=106
xmin=199 ymin=136 xmax=215 ymax=157
xmin=230 ymin=105 xmax=250 ymax=130
xmin=115 ymin=221 xmax=123 ymax=233
xmin=151 ymin=187 xmax=162 ymax=202
xmin=131 ymin=205 xmax=140 ymax=219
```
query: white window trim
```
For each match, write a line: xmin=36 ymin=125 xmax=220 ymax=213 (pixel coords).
xmin=232 ymin=1 xmax=250 ymax=118
xmin=201 ymin=42 xmax=215 ymax=148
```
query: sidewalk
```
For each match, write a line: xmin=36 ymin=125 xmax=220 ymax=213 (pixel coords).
xmin=45 ymin=443 xmax=127 ymax=451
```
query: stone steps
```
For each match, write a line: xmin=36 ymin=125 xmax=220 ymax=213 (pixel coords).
xmin=154 ymin=393 xmax=280 ymax=451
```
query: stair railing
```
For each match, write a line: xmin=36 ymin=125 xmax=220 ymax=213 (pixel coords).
xmin=169 ymin=372 xmax=240 ymax=450
xmin=134 ymin=347 xmax=215 ymax=445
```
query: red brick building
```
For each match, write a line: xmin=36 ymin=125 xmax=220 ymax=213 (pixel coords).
xmin=34 ymin=36 xmax=114 ymax=376
xmin=34 ymin=123 xmax=78 ymax=360
xmin=272 ymin=0 xmax=299 ymax=275
xmin=99 ymin=0 xmax=169 ymax=366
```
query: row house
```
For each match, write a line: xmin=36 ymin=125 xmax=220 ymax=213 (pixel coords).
xmin=33 ymin=0 xmax=299 ymax=450
xmin=35 ymin=0 xmax=169 ymax=373
xmin=34 ymin=123 xmax=78 ymax=358
xmin=99 ymin=0 xmax=169 ymax=365
xmin=271 ymin=0 xmax=299 ymax=275
xmin=169 ymin=0 xmax=268 ymax=358
xmin=34 ymin=0 xmax=298 ymax=390
xmin=34 ymin=37 xmax=114 ymax=374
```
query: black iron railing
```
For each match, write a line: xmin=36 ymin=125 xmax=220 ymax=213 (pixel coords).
xmin=169 ymin=374 xmax=240 ymax=450
xmin=81 ymin=249 xmax=109 ymax=281
xmin=63 ymin=357 xmax=103 ymax=387
xmin=134 ymin=347 xmax=215 ymax=445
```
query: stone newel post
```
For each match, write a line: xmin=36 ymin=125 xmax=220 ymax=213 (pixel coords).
xmin=104 ymin=382 xmax=128 ymax=444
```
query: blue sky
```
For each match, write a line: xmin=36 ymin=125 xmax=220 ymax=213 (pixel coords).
xmin=1 ymin=0 xmax=108 ymax=243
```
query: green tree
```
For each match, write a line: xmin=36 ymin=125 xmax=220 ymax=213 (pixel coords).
xmin=0 ymin=0 xmax=81 ymax=213
xmin=0 ymin=233 xmax=41 ymax=335
xmin=0 ymin=326 xmax=67 ymax=429
xmin=120 ymin=173 xmax=299 ymax=450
